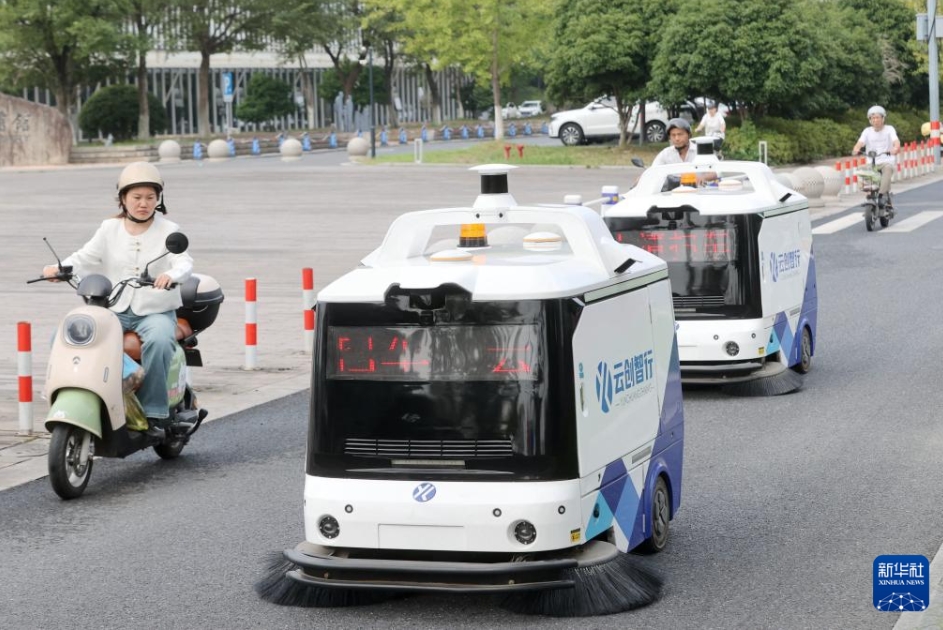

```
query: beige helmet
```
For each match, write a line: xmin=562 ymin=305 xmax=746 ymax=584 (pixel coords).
xmin=117 ymin=161 xmax=166 ymax=214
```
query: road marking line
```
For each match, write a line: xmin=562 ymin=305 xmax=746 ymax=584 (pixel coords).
xmin=881 ymin=210 xmax=943 ymax=233
xmin=812 ymin=213 xmax=862 ymax=234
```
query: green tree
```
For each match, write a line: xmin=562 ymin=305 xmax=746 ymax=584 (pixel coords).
xmin=235 ymin=74 xmax=295 ymax=126
xmin=0 ymin=0 xmax=126 ymax=125
xmin=546 ymin=0 xmax=673 ymax=146
xmin=125 ymin=0 xmax=167 ymax=139
xmin=361 ymin=2 xmax=406 ymax=128
xmin=78 ymin=84 xmax=167 ymax=139
xmin=648 ymin=0 xmax=888 ymax=119
xmin=168 ymin=0 xmax=275 ymax=135
xmin=320 ymin=62 xmax=388 ymax=111
xmin=837 ymin=0 xmax=926 ymax=108
xmin=378 ymin=0 xmax=551 ymax=139
xmin=270 ymin=0 xmax=366 ymax=127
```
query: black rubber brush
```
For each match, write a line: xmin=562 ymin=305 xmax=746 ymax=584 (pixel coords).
xmin=254 ymin=551 xmax=391 ymax=608
xmin=500 ymin=551 xmax=664 ymax=617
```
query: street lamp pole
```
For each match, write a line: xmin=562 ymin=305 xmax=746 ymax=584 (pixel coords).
xmin=368 ymin=47 xmax=375 ymax=159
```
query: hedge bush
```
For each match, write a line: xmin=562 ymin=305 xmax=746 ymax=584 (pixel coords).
xmin=78 ymin=84 xmax=168 ymax=141
xmin=724 ymin=107 xmax=930 ymax=165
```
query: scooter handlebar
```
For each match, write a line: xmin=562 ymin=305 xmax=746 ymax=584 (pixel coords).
xmin=26 ymin=267 xmax=74 ymax=284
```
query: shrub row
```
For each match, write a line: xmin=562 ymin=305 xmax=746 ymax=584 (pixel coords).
xmin=78 ymin=85 xmax=168 ymax=141
xmin=723 ymin=108 xmax=930 ymax=165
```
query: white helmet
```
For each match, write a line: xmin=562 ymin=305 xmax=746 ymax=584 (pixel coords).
xmin=117 ymin=162 xmax=167 ymax=213
xmin=867 ymin=105 xmax=886 ymax=119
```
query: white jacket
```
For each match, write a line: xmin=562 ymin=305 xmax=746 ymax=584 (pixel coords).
xmin=63 ymin=215 xmax=193 ymax=315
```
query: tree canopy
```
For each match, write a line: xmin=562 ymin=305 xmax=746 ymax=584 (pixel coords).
xmin=546 ymin=0 xmax=674 ymax=145
xmin=0 ymin=0 xmax=127 ymax=121
xmin=0 ymin=0 xmax=935 ymax=141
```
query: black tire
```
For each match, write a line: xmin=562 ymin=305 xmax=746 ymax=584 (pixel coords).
xmin=558 ymin=123 xmax=584 ymax=146
xmin=638 ymin=476 xmax=670 ymax=554
xmin=154 ymin=437 xmax=186 ymax=460
xmin=864 ymin=203 xmax=875 ymax=232
xmin=48 ymin=424 xmax=93 ymax=500
xmin=793 ymin=326 xmax=813 ymax=374
xmin=879 ymin=215 xmax=890 ymax=228
xmin=645 ymin=121 xmax=667 ymax=143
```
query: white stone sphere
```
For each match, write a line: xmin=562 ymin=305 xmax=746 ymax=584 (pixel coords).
xmin=346 ymin=136 xmax=369 ymax=157
xmin=791 ymin=166 xmax=825 ymax=199
xmin=157 ymin=140 xmax=181 ymax=163
xmin=814 ymin=165 xmax=842 ymax=197
xmin=207 ymin=139 xmax=230 ymax=160
xmin=774 ymin=172 xmax=797 ymax=190
xmin=281 ymin=138 xmax=303 ymax=160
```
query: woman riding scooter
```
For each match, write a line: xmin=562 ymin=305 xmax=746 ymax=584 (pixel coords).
xmin=42 ymin=162 xmax=193 ymax=439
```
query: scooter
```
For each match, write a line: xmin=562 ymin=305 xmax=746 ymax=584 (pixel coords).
xmin=27 ymin=233 xmax=224 ymax=499
xmin=855 ymin=150 xmax=895 ymax=231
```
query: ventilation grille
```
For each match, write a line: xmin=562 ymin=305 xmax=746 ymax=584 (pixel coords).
xmin=344 ymin=439 xmax=514 ymax=458
xmin=674 ymin=295 xmax=726 ymax=309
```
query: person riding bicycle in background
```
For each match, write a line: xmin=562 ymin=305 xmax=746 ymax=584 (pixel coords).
xmin=695 ymin=101 xmax=726 ymax=154
xmin=852 ymin=105 xmax=900 ymax=210
xmin=652 ymin=118 xmax=696 ymax=166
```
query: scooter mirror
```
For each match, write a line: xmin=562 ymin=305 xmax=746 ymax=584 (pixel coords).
xmin=631 ymin=157 xmax=645 ymax=169
xmin=166 ymin=232 xmax=189 ymax=254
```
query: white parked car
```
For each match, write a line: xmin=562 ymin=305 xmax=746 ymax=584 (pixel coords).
xmin=518 ymin=100 xmax=544 ymax=117
xmin=549 ymin=97 xmax=699 ymax=146
xmin=500 ymin=102 xmax=520 ymax=119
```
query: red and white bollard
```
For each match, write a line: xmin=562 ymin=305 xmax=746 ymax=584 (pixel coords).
xmin=244 ymin=278 xmax=258 ymax=370
xmin=17 ymin=321 xmax=32 ymax=435
xmin=931 ymin=121 xmax=940 ymax=172
xmin=843 ymin=159 xmax=852 ymax=195
xmin=302 ymin=268 xmax=315 ymax=353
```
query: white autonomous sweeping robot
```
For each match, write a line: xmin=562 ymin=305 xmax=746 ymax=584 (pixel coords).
xmin=257 ymin=165 xmax=685 ymax=617
xmin=602 ymin=143 xmax=817 ymax=395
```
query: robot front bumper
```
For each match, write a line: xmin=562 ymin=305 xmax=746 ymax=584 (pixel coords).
xmin=283 ymin=539 xmax=621 ymax=594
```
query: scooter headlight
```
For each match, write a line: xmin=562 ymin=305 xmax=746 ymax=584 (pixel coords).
xmin=64 ymin=315 xmax=96 ymax=346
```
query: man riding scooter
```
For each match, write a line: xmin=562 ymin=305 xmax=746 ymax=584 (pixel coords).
xmin=42 ymin=162 xmax=193 ymax=439
xmin=852 ymin=105 xmax=900 ymax=213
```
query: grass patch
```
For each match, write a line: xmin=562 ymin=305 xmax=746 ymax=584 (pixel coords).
xmin=371 ymin=140 xmax=664 ymax=167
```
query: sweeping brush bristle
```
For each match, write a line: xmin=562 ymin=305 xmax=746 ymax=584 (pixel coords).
xmin=254 ymin=551 xmax=390 ymax=608
xmin=499 ymin=552 xmax=663 ymax=617
xmin=721 ymin=368 xmax=804 ymax=397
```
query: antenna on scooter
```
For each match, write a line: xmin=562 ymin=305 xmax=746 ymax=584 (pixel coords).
xmin=43 ymin=237 xmax=68 ymax=272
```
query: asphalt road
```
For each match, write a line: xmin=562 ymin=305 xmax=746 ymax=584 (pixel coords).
xmin=1 ymin=160 xmax=941 ymax=629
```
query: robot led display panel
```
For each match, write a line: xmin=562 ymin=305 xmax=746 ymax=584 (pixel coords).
xmin=289 ymin=172 xmax=684 ymax=594
xmin=602 ymin=160 xmax=817 ymax=388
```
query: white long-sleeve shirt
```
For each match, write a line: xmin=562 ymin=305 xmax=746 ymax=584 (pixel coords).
xmin=63 ymin=215 xmax=193 ymax=315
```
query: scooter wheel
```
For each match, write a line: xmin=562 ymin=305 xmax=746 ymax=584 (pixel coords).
xmin=48 ymin=424 xmax=93 ymax=500
xmin=864 ymin=204 xmax=875 ymax=232
xmin=879 ymin=215 xmax=890 ymax=228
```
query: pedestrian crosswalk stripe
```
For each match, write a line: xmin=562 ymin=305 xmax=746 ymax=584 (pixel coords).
xmin=812 ymin=210 xmax=943 ymax=235
xmin=812 ymin=213 xmax=862 ymax=235
xmin=880 ymin=211 xmax=943 ymax=233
